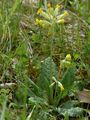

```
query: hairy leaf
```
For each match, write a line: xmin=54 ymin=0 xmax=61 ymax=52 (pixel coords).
xmin=37 ymin=57 xmax=58 ymax=91
xmin=61 ymin=67 xmax=75 ymax=97
xmin=57 ymin=107 xmax=84 ymax=117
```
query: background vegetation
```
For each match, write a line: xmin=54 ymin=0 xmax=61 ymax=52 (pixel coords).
xmin=0 ymin=0 xmax=90 ymax=120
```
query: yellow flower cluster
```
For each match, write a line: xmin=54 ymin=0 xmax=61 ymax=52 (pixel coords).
xmin=47 ymin=3 xmax=51 ymax=8
xmin=37 ymin=8 xmax=43 ymax=14
xmin=60 ymin=54 xmax=72 ymax=69
xmin=36 ymin=18 xmax=44 ymax=27
xmin=51 ymin=76 xmax=64 ymax=91
xmin=64 ymin=11 xmax=69 ymax=17
xmin=36 ymin=3 xmax=69 ymax=28
xmin=65 ymin=54 xmax=71 ymax=61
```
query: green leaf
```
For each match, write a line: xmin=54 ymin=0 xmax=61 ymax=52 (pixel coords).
xmin=57 ymin=107 xmax=84 ymax=117
xmin=15 ymin=42 xmax=27 ymax=56
xmin=32 ymin=33 xmax=42 ymax=43
xmin=28 ymin=97 xmax=48 ymax=106
xmin=61 ymin=100 xmax=79 ymax=109
xmin=61 ymin=67 xmax=75 ymax=97
xmin=37 ymin=57 xmax=58 ymax=91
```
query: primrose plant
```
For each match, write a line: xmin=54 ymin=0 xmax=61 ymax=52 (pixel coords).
xmin=36 ymin=3 xmax=69 ymax=28
xmin=34 ymin=4 xmax=71 ymax=106
xmin=35 ymin=3 xmax=69 ymax=55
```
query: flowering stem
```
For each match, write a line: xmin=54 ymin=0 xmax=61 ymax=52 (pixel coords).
xmin=49 ymin=26 xmax=55 ymax=105
xmin=53 ymin=82 xmax=58 ymax=106
xmin=44 ymin=0 xmax=47 ymax=10
xmin=56 ymin=91 xmax=62 ymax=106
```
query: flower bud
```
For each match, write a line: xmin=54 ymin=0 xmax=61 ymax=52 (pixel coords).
xmin=47 ymin=3 xmax=51 ymax=8
xmin=36 ymin=18 xmax=40 ymax=25
xmin=58 ymin=82 xmax=64 ymax=91
xmin=37 ymin=8 xmax=43 ymax=14
xmin=64 ymin=11 xmax=69 ymax=17
xmin=57 ymin=19 xmax=65 ymax=24
xmin=65 ymin=54 xmax=71 ymax=61
xmin=55 ymin=4 xmax=60 ymax=9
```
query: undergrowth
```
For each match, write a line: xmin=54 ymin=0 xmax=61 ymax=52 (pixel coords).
xmin=0 ymin=0 xmax=90 ymax=120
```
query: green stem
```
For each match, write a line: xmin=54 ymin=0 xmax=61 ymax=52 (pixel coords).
xmin=53 ymin=83 xmax=58 ymax=106
xmin=49 ymin=26 xmax=55 ymax=105
xmin=56 ymin=91 xmax=62 ymax=106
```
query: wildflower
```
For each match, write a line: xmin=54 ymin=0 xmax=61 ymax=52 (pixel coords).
xmin=57 ymin=19 xmax=65 ymax=24
xmin=36 ymin=18 xmax=40 ymax=25
xmin=58 ymin=82 xmax=64 ymax=91
xmin=54 ymin=4 xmax=61 ymax=16
xmin=55 ymin=4 xmax=60 ymax=9
xmin=36 ymin=4 xmax=69 ymax=28
xmin=36 ymin=19 xmax=44 ymax=27
xmin=65 ymin=54 xmax=71 ymax=61
xmin=39 ymin=20 xmax=43 ymax=24
xmin=64 ymin=61 xmax=71 ymax=68
xmin=47 ymin=3 xmax=51 ymax=8
xmin=39 ymin=20 xmax=44 ymax=27
xmin=52 ymin=76 xmax=64 ymax=91
xmin=64 ymin=11 xmax=69 ymax=17
xmin=37 ymin=8 xmax=43 ymax=14
xmin=41 ymin=11 xmax=53 ymax=20
xmin=60 ymin=58 xmax=71 ymax=69
xmin=60 ymin=85 xmax=64 ymax=91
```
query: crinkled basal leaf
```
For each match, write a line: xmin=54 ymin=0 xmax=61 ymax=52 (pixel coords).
xmin=57 ymin=107 xmax=84 ymax=117
xmin=78 ymin=89 xmax=90 ymax=103
xmin=37 ymin=57 xmax=58 ymax=90
xmin=37 ymin=110 xmax=56 ymax=120
xmin=28 ymin=97 xmax=48 ymax=106
xmin=60 ymin=100 xmax=79 ymax=109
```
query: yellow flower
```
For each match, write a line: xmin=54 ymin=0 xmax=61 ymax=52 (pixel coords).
xmin=54 ymin=4 xmax=61 ymax=16
xmin=64 ymin=11 xmax=69 ymax=17
xmin=65 ymin=54 xmax=71 ymax=61
xmin=61 ymin=85 xmax=64 ymax=91
xmin=39 ymin=20 xmax=43 ymax=23
xmin=36 ymin=19 xmax=44 ymax=27
xmin=36 ymin=4 xmax=69 ymax=28
xmin=37 ymin=8 xmax=43 ymax=14
xmin=55 ymin=4 xmax=60 ymax=9
xmin=36 ymin=18 xmax=40 ymax=25
xmin=47 ymin=3 xmax=51 ymax=8
xmin=58 ymin=82 xmax=64 ymax=91
xmin=39 ymin=20 xmax=44 ymax=27
xmin=57 ymin=19 xmax=65 ymax=24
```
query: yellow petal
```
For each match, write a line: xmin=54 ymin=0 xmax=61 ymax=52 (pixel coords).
xmin=65 ymin=54 xmax=71 ymax=61
xmin=36 ymin=18 xmax=40 ymax=25
xmin=55 ymin=4 xmax=60 ymax=9
xmin=37 ymin=8 xmax=43 ymax=14
xmin=57 ymin=19 xmax=65 ymax=24
xmin=64 ymin=11 xmax=69 ymax=17
xmin=47 ymin=3 xmax=51 ymax=8
xmin=58 ymin=82 xmax=64 ymax=91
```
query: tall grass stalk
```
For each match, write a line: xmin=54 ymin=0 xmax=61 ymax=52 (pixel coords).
xmin=0 ymin=97 xmax=7 ymax=120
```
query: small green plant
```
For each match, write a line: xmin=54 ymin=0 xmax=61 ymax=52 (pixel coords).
xmin=28 ymin=55 xmax=84 ymax=119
